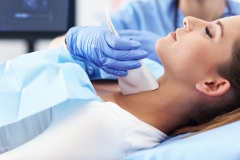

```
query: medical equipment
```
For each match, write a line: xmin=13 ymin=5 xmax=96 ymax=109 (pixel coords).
xmin=0 ymin=0 xmax=75 ymax=52
xmin=105 ymin=9 xmax=159 ymax=95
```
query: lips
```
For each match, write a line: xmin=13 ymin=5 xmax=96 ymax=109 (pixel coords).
xmin=170 ymin=32 xmax=177 ymax=41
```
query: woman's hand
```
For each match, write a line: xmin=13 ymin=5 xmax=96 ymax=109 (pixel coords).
xmin=118 ymin=30 xmax=161 ymax=64
xmin=66 ymin=26 xmax=147 ymax=76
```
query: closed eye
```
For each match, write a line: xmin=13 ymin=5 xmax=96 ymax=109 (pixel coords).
xmin=205 ymin=27 xmax=213 ymax=38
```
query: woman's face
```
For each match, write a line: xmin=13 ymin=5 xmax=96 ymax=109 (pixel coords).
xmin=156 ymin=16 xmax=240 ymax=85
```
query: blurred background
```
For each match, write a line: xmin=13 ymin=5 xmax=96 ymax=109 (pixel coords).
xmin=0 ymin=0 xmax=130 ymax=63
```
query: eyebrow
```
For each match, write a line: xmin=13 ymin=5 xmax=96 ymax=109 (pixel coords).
xmin=217 ymin=21 xmax=224 ymax=37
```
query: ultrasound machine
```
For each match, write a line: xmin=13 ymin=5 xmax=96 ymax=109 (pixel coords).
xmin=0 ymin=0 xmax=75 ymax=52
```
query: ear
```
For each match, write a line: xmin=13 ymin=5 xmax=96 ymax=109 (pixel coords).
xmin=196 ymin=78 xmax=230 ymax=97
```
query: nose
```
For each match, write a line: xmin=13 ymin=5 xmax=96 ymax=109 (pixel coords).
xmin=183 ymin=16 xmax=194 ymax=32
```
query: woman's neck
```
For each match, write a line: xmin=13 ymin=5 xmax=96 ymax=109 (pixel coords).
xmin=94 ymin=77 xmax=197 ymax=135
xmin=179 ymin=0 xmax=227 ymax=21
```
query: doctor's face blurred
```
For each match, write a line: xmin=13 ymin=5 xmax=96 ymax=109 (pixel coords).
xmin=155 ymin=16 xmax=240 ymax=85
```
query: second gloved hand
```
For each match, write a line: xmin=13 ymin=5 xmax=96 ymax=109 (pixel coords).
xmin=66 ymin=26 xmax=147 ymax=76
xmin=118 ymin=30 xmax=161 ymax=64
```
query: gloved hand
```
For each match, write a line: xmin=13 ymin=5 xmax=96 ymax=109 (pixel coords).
xmin=66 ymin=26 xmax=147 ymax=76
xmin=118 ymin=30 xmax=161 ymax=64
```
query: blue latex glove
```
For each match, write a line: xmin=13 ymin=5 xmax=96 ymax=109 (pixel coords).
xmin=66 ymin=26 xmax=148 ymax=76
xmin=118 ymin=30 xmax=161 ymax=64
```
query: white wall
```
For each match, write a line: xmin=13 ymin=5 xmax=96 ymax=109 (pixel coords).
xmin=78 ymin=0 xmax=130 ymax=26
xmin=0 ymin=0 xmax=129 ymax=63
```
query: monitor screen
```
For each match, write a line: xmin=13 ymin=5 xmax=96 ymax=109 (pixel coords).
xmin=0 ymin=0 xmax=75 ymax=39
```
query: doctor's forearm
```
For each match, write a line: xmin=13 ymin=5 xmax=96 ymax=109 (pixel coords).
xmin=48 ymin=34 xmax=66 ymax=49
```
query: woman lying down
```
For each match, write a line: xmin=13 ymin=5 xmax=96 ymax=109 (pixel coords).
xmin=1 ymin=16 xmax=240 ymax=159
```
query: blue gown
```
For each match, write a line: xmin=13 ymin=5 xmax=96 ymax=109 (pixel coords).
xmin=108 ymin=0 xmax=240 ymax=37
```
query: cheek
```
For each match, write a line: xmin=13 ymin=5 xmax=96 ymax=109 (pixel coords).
xmin=174 ymin=44 xmax=218 ymax=80
xmin=174 ymin=37 xmax=210 ymax=62
xmin=155 ymin=38 xmax=166 ymax=55
xmin=155 ymin=37 xmax=173 ymax=62
xmin=174 ymin=43 xmax=208 ymax=69
xmin=155 ymin=36 xmax=214 ymax=69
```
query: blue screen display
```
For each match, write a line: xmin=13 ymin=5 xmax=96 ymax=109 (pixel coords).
xmin=0 ymin=0 xmax=69 ymax=31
